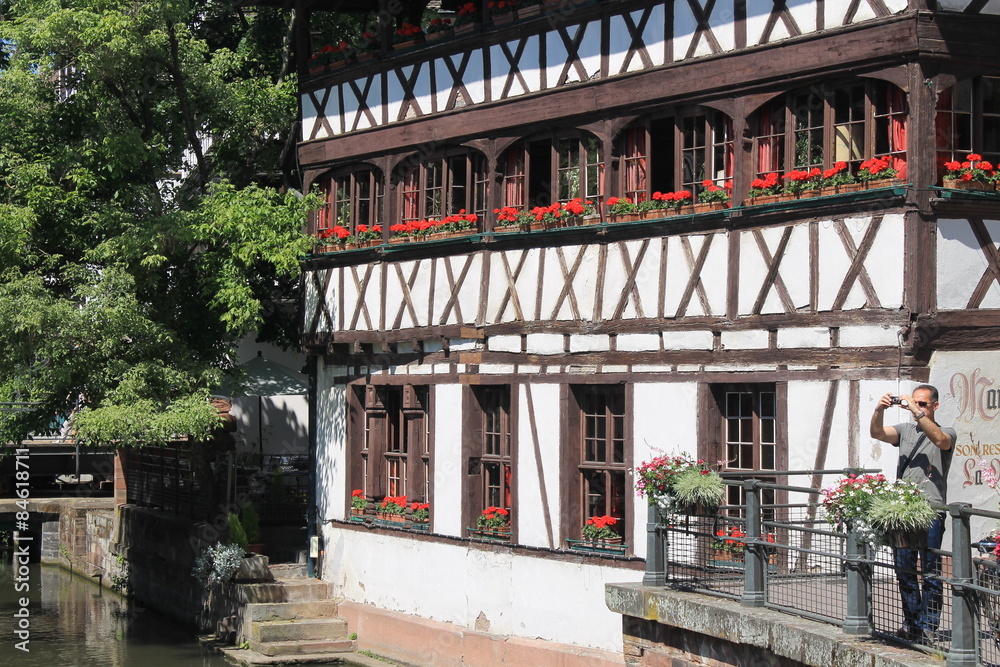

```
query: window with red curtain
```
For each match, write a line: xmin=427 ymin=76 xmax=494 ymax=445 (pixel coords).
xmin=935 ymin=76 xmax=1000 ymax=176
xmin=753 ymin=81 xmax=911 ymax=180
xmin=315 ymin=168 xmax=383 ymax=234
xmin=398 ymin=152 xmax=487 ymax=224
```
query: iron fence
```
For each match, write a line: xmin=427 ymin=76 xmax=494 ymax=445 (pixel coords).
xmin=647 ymin=469 xmax=1000 ymax=667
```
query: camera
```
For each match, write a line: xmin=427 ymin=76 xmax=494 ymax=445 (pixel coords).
xmin=890 ymin=396 xmax=908 ymax=407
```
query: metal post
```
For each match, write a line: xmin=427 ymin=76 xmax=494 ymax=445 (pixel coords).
xmin=642 ymin=503 xmax=666 ymax=586
xmin=842 ymin=525 xmax=871 ymax=635
xmin=742 ymin=479 xmax=765 ymax=607
xmin=947 ymin=503 xmax=977 ymax=667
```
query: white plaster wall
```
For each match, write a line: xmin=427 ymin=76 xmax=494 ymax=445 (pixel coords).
xmin=320 ymin=526 xmax=641 ymax=651
xmin=786 ymin=381 xmax=857 ymax=499
xmin=516 ymin=384 xmax=561 ymax=548
xmin=632 ymin=383 xmax=698 ymax=558
xmin=737 ymin=223 xmax=811 ymax=315
xmin=816 ymin=214 xmax=904 ymax=311
xmin=316 ymin=368 xmax=347 ymax=522
xmin=938 ymin=218 xmax=1000 ymax=310
xmin=433 ymin=384 xmax=464 ymax=537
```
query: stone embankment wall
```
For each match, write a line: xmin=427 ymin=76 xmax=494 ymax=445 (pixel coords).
xmin=43 ymin=501 xmax=242 ymax=636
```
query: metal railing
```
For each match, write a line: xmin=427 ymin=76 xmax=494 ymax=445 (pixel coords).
xmin=644 ymin=469 xmax=1000 ymax=667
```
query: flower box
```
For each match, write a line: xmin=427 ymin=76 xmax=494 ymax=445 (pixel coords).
xmin=942 ymin=177 xmax=990 ymax=191
xmin=468 ymin=527 xmax=512 ymax=542
xmin=609 ymin=213 xmax=640 ymax=223
xmin=837 ymin=182 xmax=865 ymax=194
xmin=692 ymin=202 xmax=726 ymax=214
xmin=394 ymin=38 xmax=424 ymax=51
xmin=493 ymin=224 xmax=524 ymax=234
xmin=453 ymin=22 xmax=479 ymax=35
xmin=865 ymin=178 xmax=904 ymax=190
xmin=518 ymin=5 xmax=542 ymax=19
xmin=492 ymin=13 xmax=516 ymax=25
xmin=798 ymin=188 xmax=821 ymax=199
xmin=566 ymin=538 xmax=628 ymax=556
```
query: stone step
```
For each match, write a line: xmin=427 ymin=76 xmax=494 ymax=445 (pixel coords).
xmin=246 ymin=600 xmax=341 ymax=623
xmin=252 ymin=618 xmax=348 ymax=643
xmin=248 ymin=638 xmax=355 ymax=657
xmin=268 ymin=563 xmax=307 ymax=579
xmin=237 ymin=580 xmax=335 ymax=604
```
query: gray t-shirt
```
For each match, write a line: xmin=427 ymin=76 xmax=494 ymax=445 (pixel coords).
xmin=893 ymin=421 xmax=957 ymax=505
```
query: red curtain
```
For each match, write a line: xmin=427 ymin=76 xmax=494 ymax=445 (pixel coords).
xmin=889 ymin=87 xmax=908 ymax=179
xmin=757 ymin=105 xmax=773 ymax=174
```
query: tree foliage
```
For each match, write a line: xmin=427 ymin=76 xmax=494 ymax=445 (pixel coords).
xmin=0 ymin=0 xmax=320 ymax=446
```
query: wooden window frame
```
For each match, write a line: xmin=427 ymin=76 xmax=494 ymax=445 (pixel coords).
xmin=315 ymin=166 xmax=383 ymax=235
xmin=936 ymin=75 xmax=1000 ymax=173
xmin=462 ymin=385 xmax=516 ymax=537
xmin=562 ymin=384 xmax=632 ymax=549
xmin=699 ymin=382 xmax=788 ymax=519
xmin=618 ymin=111 xmax=733 ymax=201
xmin=501 ymin=132 xmax=603 ymax=210
xmin=398 ymin=151 xmax=487 ymax=224
xmin=348 ymin=384 xmax=433 ymax=516
xmin=752 ymin=80 xmax=908 ymax=178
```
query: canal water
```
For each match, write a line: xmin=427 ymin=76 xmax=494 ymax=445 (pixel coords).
xmin=0 ymin=561 xmax=234 ymax=666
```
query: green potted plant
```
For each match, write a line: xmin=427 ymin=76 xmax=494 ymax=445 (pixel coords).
xmin=470 ymin=505 xmax=511 ymax=541
xmin=635 ymin=454 xmax=725 ymax=518
xmin=561 ymin=198 xmax=597 ymax=226
xmin=822 ymin=473 xmax=936 ymax=548
xmin=240 ymin=502 xmax=263 ymax=554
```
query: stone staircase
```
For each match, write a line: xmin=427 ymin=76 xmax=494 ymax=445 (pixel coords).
xmin=226 ymin=564 xmax=358 ymax=664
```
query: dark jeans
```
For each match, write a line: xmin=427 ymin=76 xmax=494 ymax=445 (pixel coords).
xmin=894 ymin=513 xmax=946 ymax=633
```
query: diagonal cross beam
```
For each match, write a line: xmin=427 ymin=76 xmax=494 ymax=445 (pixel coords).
xmin=550 ymin=246 xmax=586 ymax=320
xmin=619 ymin=8 xmax=654 ymax=73
xmin=967 ymin=218 xmax=1000 ymax=309
xmin=832 ymin=217 xmax=882 ymax=310
xmin=676 ymin=235 xmax=714 ymax=317
xmin=307 ymin=88 xmax=337 ymax=140
xmin=347 ymin=76 xmax=378 ymax=131
xmin=391 ymin=262 xmax=422 ymax=329
xmin=685 ymin=0 xmax=723 ymax=59
xmin=309 ymin=269 xmax=336 ymax=335
xmin=751 ymin=227 xmax=795 ymax=314
xmin=443 ymin=52 xmax=475 ymax=110
xmin=438 ymin=255 xmax=475 ymax=325
xmin=348 ymin=264 xmax=376 ymax=330
xmin=499 ymin=39 xmax=531 ymax=99
xmin=612 ymin=240 xmax=651 ymax=319
xmin=495 ymin=250 xmax=530 ymax=322
xmin=555 ymin=25 xmax=591 ymax=86
xmin=393 ymin=63 xmax=425 ymax=121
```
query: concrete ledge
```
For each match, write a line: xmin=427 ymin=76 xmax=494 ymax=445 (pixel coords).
xmin=605 ymin=583 xmax=941 ymax=667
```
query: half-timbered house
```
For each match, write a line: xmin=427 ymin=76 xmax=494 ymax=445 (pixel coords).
xmin=291 ymin=0 xmax=1000 ymax=662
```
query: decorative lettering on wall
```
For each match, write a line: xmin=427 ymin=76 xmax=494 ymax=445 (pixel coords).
xmin=950 ymin=368 xmax=997 ymax=424
xmin=963 ymin=456 xmax=1000 ymax=489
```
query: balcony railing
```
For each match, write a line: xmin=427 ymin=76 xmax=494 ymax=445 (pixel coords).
xmin=643 ymin=470 xmax=1000 ymax=666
